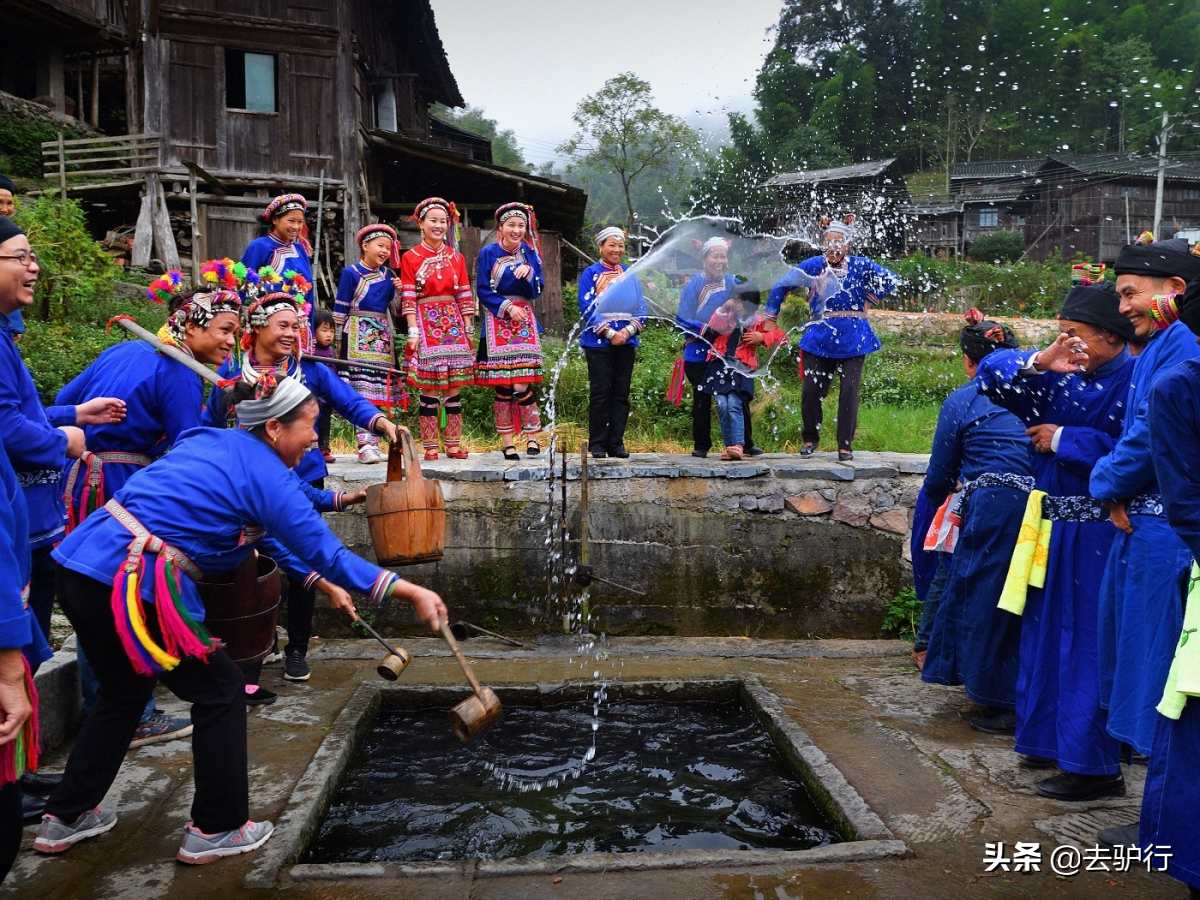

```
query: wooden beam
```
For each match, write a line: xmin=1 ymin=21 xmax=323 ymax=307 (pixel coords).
xmin=89 ymin=56 xmax=99 ymax=129
xmin=188 ymin=170 xmax=200 ymax=284
xmin=131 ymin=176 xmax=154 ymax=268
xmin=148 ymin=172 xmax=181 ymax=269
xmin=181 ymin=159 xmax=227 ymax=196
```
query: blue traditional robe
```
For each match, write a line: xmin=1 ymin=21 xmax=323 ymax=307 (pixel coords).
xmin=476 ymin=241 xmax=544 ymax=318
xmin=52 ymin=427 xmax=398 ymax=624
xmin=241 ymin=234 xmax=315 ymax=325
xmin=202 ymin=355 xmax=383 ymax=484
xmin=56 ymin=340 xmax=207 ymax=522
xmin=1139 ymin=359 xmax=1200 ymax=892
xmin=675 ymin=274 xmax=736 ymax=364
xmin=920 ymin=379 xmax=1034 ymax=708
xmin=333 ymin=263 xmax=400 ymax=408
xmin=764 ymin=256 xmax=899 ymax=359
xmin=0 ymin=434 xmax=53 ymax=668
xmin=978 ymin=346 xmax=1133 ymax=774
xmin=578 ymin=262 xmax=647 ymax=349
xmin=0 ymin=318 xmax=72 ymax=551
xmin=1090 ymin=320 xmax=1200 ymax=755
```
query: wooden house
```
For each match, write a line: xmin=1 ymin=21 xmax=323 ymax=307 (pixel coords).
xmin=762 ymin=158 xmax=910 ymax=255
xmin=16 ymin=0 xmax=585 ymax=330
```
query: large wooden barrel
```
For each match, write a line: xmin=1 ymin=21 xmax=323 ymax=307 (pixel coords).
xmin=199 ymin=553 xmax=282 ymax=665
xmin=365 ymin=426 xmax=446 ymax=566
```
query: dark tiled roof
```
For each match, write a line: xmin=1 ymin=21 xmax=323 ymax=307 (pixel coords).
xmin=952 ymin=158 xmax=1044 ymax=180
xmin=765 ymin=158 xmax=901 ymax=187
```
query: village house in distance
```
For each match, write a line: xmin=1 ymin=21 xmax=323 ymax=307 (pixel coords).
xmin=2 ymin=0 xmax=585 ymax=330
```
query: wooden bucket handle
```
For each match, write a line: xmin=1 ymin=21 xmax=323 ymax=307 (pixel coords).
xmin=386 ymin=425 xmax=422 ymax=484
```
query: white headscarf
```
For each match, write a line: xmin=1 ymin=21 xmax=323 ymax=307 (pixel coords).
xmin=595 ymin=226 xmax=625 ymax=246
xmin=236 ymin=375 xmax=313 ymax=430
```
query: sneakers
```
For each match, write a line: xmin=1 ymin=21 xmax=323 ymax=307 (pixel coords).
xmin=357 ymin=444 xmax=383 ymax=464
xmin=129 ymin=710 xmax=193 ymax=750
xmin=33 ymin=807 xmax=118 ymax=853
xmin=283 ymin=649 xmax=310 ymax=682
xmin=176 ymin=819 xmax=274 ymax=865
xmin=262 ymin=646 xmax=284 ymax=666
xmin=245 ymin=686 xmax=277 ymax=707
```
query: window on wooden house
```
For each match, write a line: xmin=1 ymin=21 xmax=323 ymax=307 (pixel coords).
xmin=1184 ymin=188 xmax=1200 ymax=201
xmin=225 ymin=50 xmax=277 ymax=112
xmin=979 ymin=207 xmax=999 ymax=227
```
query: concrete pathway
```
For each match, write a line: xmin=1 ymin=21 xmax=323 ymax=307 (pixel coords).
xmin=3 ymin=638 xmax=1183 ymax=899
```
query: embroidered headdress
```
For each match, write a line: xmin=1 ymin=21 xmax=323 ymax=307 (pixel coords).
xmin=595 ymin=225 xmax=625 ymax=246
xmin=240 ymin=266 xmax=312 ymax=352
xmin=356 ymin=223 xmax=402 ymax=268
xmin=693 ymin=236 xmax=732 ymax=258
xmin=820 ymin=214 xmax=855 ymax=241
xmin=410 ymin=197 xmax=461 ymax=250
xmin=147 ymin=263 xmax=249 ymax=346
xmin=261 ymin=193 xmax=307 ymax=222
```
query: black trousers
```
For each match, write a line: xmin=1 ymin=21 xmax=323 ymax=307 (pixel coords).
xmin=683 ymin=361 xmax=754 ymax=453
xmin=584 ymin=345 xmax=636 ymax=454
xmin=28 ymin=545 xmax=57 ymax=645
xmin=0 ymin=783 xmax=19 ymax=885
xmin=47 ymin=567 xmax=249 ymax=834
xmin=801 ymin=353 xmax=864 ymax=451
xmin=284 ymin=475 xmax=325 ymax=657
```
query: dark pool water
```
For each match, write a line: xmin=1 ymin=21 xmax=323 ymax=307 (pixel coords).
xmin=307 ymin=699 xmax=840 ymax=862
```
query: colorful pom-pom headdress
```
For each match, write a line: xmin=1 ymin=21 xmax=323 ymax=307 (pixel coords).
xmin=356 ymin=222 xmax=402 ymax=269
xmin=146 ymin=264 xmax=248 ymax=346
xmin=239 ymin=265 xmax=313 ymax=354
xmin=1071 ymin=262 xmax=1106 ymax=286
xmin=410 ymin=197 xmax=461 ymax=250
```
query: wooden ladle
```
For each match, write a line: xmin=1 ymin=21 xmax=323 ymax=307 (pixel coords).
xmin=439 ymin=620 xmax=503 ymax=741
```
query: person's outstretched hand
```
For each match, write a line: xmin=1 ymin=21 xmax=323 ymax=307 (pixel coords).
xmin=1033 ymin=333 xmax=1089 ymax=373
xmin=0 ymin=649 xmax=31 ymax=747
xmin=76 ymin=396 xmax=127 ymax=425
xmin=390 ymin=581 xmax=447 ymax=632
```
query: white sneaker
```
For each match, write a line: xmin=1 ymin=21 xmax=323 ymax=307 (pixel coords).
xmin=33 ymin=807 xmax=118 ymax=853
xmin=176 ymin=819 xmax=274 ymax=865
xmin=357 ymin=444 xmax=382 ymax=464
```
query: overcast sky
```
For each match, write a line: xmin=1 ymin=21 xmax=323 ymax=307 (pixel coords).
xmin=427 ymin=0 xmax=784 ymax=167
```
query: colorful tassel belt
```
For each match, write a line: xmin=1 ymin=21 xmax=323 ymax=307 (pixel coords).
xmin=104 ymin=499 xmax=220 ymax=676
xmin=64 ymin=451 xmax=152 ymax=533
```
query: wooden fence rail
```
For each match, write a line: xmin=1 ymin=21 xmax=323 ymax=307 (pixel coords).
xmin=41 ymin=133 xmax=161 ymax=197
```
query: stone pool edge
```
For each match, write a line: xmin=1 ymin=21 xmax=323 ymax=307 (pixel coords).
xmin=245 ymin=677 xmax=909 ymax=889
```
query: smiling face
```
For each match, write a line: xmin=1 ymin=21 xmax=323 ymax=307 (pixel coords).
xmin=271 ymin=209 xmax=306 ymax=244
xmin=1058 ymin=317 xmax=1123 ymax=370
xmin=420 ymin=208 xmax=449 ymax=246
xmin=264 ymin=399 xmax=320 ymax=469
xmin=599 ymin=236 xmax=625 ymax=266
xmin=0 ymin=189 xmax=14 ymax=219
xmin=1115 ymin=272 xmax=1184 ymax=341
xmin=184 ymin=311 xmax=240 ymax=365
xmin=361 ymin=235 xmax=393 ymax=269
xmin=498 ymin=216 xmax=526 ymax=249
xmin=822 ymin=232 xmax=848 ymax=266
xmin=702 ymin=246 xmax=729 ymax=280
xmin=254 ymin=307 xmax=300 ymax=363
xmin=0 ymin=234 xmax=38 ymax=316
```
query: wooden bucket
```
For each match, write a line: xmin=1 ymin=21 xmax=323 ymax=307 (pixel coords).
xmin=199 ymin=553 xmax=282 ymax=665
xmin=365 ymin=426 xmax=446 ymax=566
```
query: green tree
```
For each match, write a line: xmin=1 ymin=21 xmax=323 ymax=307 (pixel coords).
xmin=558 ymin=73 xmax=700 ymax=232
xmin=430 ymin=104 xmax=531 ymax=172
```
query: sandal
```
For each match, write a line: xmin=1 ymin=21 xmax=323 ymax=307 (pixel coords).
xmin=424 ymin=450 xmax=439 ymax=462
xmin=526 ymin=439 xmax=541 ymax=457
xmin=719 ymin=445 xmax=744 ymax=461
xmin=502 ymin=445 xmax=520 ymax=461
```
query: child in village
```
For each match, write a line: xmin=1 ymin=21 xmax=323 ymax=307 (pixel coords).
xmin=312 ymin=307 xmax=338 ymax=463
xmin=698 ymin=282 xmax=784 ymax=461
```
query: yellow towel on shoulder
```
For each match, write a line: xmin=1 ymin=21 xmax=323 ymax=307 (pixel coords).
xmin=997 ymin=489 xmax=1051 ymax=616
xmin=1157 ymin=562 xmax=1200 ymax=720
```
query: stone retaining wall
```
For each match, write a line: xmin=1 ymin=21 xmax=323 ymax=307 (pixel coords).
xmin=871 ymin=310 xmax=1058 ymax=345
xmin=319 ymin=451 xmax=929 ymax=641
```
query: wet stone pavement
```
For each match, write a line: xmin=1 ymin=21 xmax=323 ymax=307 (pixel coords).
xmin=3 ymin=637 xmax=1186 ymax=899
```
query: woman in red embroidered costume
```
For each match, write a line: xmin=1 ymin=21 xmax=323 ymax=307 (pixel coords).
xmin=398 ymin=198 xmax=476 ymax=460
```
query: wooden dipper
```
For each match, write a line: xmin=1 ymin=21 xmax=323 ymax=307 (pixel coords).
xmin=439 ymin=620 xmax=503 ymax=741
xmin=355 ymin=617 xmax=411 ymax=681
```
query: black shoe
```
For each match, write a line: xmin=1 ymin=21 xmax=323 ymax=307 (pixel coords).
xmin=591 ymin=450 xmax=607 ymax=459
xmin=501 ymin=446 xmax=520 ymax=461
xmin=970 ymin=710 xmax=1016 ymax=735
xmin=245 ymin=687 xmax=277 ymax=707
xmin=1035 ymin=771 xmax=1125 ymax=802
xmin=609 ymin=447 xmax=630 ymax=459
xmin=1097 ymin=822 xmax=1140 ymax=849
xmin=21 ymin=791 xmax=46 ymax=826
xmin=526 ymin=439 xmax=541 ymax=457
xmin=838 ymin=449 xmax=854 ymax=461
xmin=19 ymin=772 xmax=62 ymax=797
xmin=799 ymin=444 xmax=814 ymax=458
xmin=745 ymin=446 xmax=765 ymax=457
xmin=691 ymin=449 xmax=708 ymax=458
xmin=283 ymin=649 xmax=311 ymax=681
xmin=1018 ymin=754 xmax=1058 ymax=769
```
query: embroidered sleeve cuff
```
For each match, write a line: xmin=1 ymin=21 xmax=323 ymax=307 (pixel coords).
xmin=370 ymin=571 xmax=399 ymax=604
xmin=627 ymin=319 xmax=644 ymax=335
xmin=332 ymin=492 xmax=346 ymax=512
xmin=498 ymin=298 xmax=514 ymax=318
xmin=368 ymin=414 xmax=385 ymax=435
xmin=302 ymin=571 xmax=321 ymax=591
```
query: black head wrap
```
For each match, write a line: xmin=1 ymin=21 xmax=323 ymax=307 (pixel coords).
xmin=0 ymin=175 xmax=14 ymax=195
xmin=0 ymin=217 xmax=23 ymax=246
xmin=960 ymin=320 xmax=1020 ymax=361
xmin=731 ymin=281 xmax=761 ymax=306
xmin=1179 ymin=276 xmax=1200 ymax=337
xmin=1058 ymin=280 xmax=1136 ymax=342
xmin=1113 ymin=237 xmax=1200 ymax=284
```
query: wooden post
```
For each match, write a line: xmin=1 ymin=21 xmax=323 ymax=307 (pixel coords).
xmin=188 ymin=170 xmax=200 ymax=285
xmin=313 ymin=168 xmax=326 ymax=305
xmin=132 ymin=175 xmax=154 ymax=268
xmin=148 ymin=172 xmax=180 ymax=270
xmin=90 ymin=56 xmax=100 ymax=129
xmin=56 ymin=132 xmax=67 ymax=200
xmin=539 ymin=233 xmax=564 ymax=336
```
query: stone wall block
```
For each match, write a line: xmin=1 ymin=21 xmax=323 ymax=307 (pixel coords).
xmin=832 ymin=493 xmax=872 ymax=527
xmin=785 ymin=493 xmax=835 ymax=516
xmin=870 ymin=508 xmax=910 ymax=535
